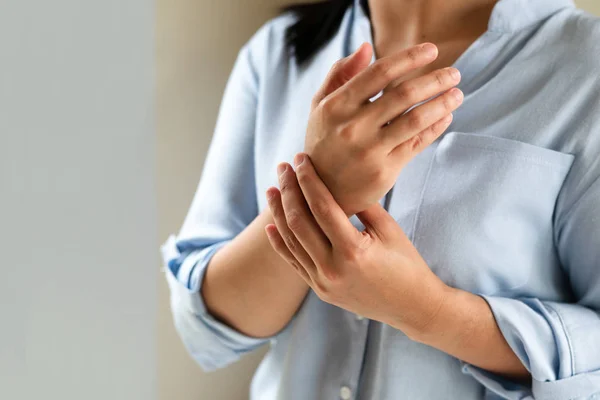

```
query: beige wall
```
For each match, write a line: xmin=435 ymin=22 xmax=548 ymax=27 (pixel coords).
xmin=577 ymin=0 xmax=599 ymax=14
xmin=156 ymin=1 xmax=288 ymax=399
xmin=157 ymin=2 xmax=600 ymax=400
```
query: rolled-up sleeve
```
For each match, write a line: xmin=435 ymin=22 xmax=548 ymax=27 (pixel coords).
xmin=160 ymin=35 xmax=273 ymax=371
xmin=462 ymin=157 xmax=600 ymax=399
xmin=161 ymin=237 xmax=269 ymax=371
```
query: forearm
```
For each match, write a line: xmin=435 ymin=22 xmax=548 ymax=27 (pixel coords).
xmin=201 ymin=207 xmax=310 ymax=338
xmin=411 ymin=286 xmax=530 ymax=381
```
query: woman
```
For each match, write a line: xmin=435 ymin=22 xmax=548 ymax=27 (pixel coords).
xmin=161 ymin=0 xmax=600 ymax=398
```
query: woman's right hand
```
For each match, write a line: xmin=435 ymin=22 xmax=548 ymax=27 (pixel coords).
xmin=304 ymin=42 xmax=463 ymax=216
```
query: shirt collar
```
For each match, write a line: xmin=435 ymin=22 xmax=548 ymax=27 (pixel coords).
xmin=352 ymin=0 xmax=575 ymax=35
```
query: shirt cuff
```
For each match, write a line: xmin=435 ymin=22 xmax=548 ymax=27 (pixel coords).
xmin=161 ymin=235 xmax=271 ymax=370
xmin=462 ymin=362 xmax=600 ymax=400
xmin=460 ymin=295 xmax=600 ymax=400
xmin=461 ymin=362 xmax=533 ymax=400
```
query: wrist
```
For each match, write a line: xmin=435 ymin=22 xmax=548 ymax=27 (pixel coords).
xmin=411 ymin=285 xmax=479 ymax=349
xmin=388 ymin=272 xmax=454 ymax=341
xmin=402 ymin=277 xmax=456 ymax=344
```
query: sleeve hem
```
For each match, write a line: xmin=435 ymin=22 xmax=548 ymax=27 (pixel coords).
xmin=532 ymin=368 xmax=600 ymax=400
xmin=462 ymin=293 xmax=600 ymax=400
xmin=461 ymin=362 xmax=533 ymax=399
xmin=462 ymin=362 xmax=600 ymax=400
xmin=162 ymin=237 xmax=272 ymax=351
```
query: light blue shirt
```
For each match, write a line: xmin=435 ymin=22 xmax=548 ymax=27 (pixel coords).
xmin=161 ymin=0 xmax=600 ymax=398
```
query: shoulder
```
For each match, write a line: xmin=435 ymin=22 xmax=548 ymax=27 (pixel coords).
xmin=548 ymin=8 xmax=600 ymax=72
xmin=248 ymin=10 xmax=299 ymax=48
xmin=240 ymin=11 xmax=299 ymax=77
xmin=551 ymin=11 xmax=600 ymax=177
xmin=562 ymin=7 xmax=600 ymax=39
xmin=538 ymin=8 xmax=600 ymax=118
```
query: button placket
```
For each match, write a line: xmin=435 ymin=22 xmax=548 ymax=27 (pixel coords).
xmin=338 ymin=311 xmax=369 ymax=400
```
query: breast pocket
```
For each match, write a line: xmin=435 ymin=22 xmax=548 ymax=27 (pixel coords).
xmin=412 ymin=131 xmax=574 ymax=295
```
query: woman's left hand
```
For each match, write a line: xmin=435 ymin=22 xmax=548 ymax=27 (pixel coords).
xmin=265 ymin=152 xmax=452 ymax=338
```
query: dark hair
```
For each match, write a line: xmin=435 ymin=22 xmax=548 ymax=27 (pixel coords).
xmin=280 ymin=0 xmax=370 ymax=67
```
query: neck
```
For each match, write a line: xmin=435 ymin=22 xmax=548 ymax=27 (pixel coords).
xmin=367 ymin=0 xmax=498 ymax=57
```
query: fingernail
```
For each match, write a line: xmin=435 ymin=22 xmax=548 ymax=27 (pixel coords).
xmin=265 ymin=224 xmax=276 ymax=237
xmin=294 ymin=153 xmax=305 ymax=168
xmin=277 ymin=163 xmax=287 ymax=177
xmin=347 ymin=43 xmax=364 ymax=59
xmin=422 ymin=43 xmax=438 ymax=57
xmin=449 ymin=67 xmax=461 ymax=81
xmin=266 ymin=188 xmax=275 ymax=201
xmin=451 ymin=88 xmax=463 ymax=101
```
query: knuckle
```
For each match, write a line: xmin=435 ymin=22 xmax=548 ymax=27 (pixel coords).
xmin=283 ymin=234 xmax=297 ymax=252
xmin=445 ymin=68 xmax=456 ymax=83
xmin=319 ymin=93 xmax=344 ymax=115
xmin=289 ymin=259 xmax=301 ymax=270
xmin=296 ymin=167 xmax=310 ymax=185
xmin=318 ymin=96 xmax=334 ymax=114
xmin=326 ymin=61 xmax=344 ymax=84
xmin=290 ymin=260 xmax=307 ymax=276
xmin=397 ymin=82 xmax=418 ymax=102
xmin=372 ymin=60 xmax=395 ymax=80
xmin=315 ymin=281 xmax=331 ymax=301
xmin=279 ymin=179 xmax=292 ymax=194
xmin=340 ymin=244 xmax=359 ymax=263
xmin=322 ymin=267 xmax=341 ymax=284
xmin=310 ymin=94 xmax=321 ymax=110
xmin=442 ymin=92 xmax=455 ymax=111
xmin=411 ymin=133 xmax=424 ymax=151
xmin=336 ymin=122 xmax=356 ymax=140
xmin=328 ymin=59 xmax=353 ymax=87
xmin=273 ymin=236 xmax=288 ymax=253
xmin=407 ymin=111 xmax=424 ymax=130
xmin=270 ymin=202 xmax=281 ymax=218
xmin=369 ymin=167 xmax=387 ymax=188
xmin=435 ymin=70 xmax=446 ymax=86
xmin=406 ymin=47 xmax=421 ymax=64
xmin=425 ymin=122 xmax=439 ymax=136
xmin=286 ymin=210 xmax=303 ymax=231
xmin=268 ymin=197 xmax=282 ymax=217
xmin=356 ymin=147 xmax=370 ymax=162
xmin=312 ymin=199 xmax=331 ymax=219
xmin=424 ymin=121 xmax=445 ymax=142
xmin=330 ymin=59 xmax=344 ymax=74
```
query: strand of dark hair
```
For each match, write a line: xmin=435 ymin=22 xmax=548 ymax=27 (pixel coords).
xmin=280 ymin=0 xmax=370 ymax=67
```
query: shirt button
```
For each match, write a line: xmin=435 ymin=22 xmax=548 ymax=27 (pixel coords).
xmin=355 ymin=314 xmax=365 ymax=321
xmin=340 ymin=386 xmax=352 ymax=400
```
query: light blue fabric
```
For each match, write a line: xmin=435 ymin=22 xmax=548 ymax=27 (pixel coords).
xmin=161 ymin=0 xmax=600 ymax=398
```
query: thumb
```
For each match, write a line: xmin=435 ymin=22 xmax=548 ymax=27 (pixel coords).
xmin=311 ymin=42 xmax=373 ymax=109
xmin=356 ymin=202 xmax=397 ymax=241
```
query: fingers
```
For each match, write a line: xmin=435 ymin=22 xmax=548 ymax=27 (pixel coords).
xmin=274 ymin=163 xmax=331 ymax=265
xmin=384 ymin=87 xmax=463 ymax=151
xmin=355 ymin=202 xmax=398 ymax=242
xmin=389 ymin=113 xmax=454 ymax=162
xmin=311 ymin=42 xmax=373 ymax=111
xmin=293 ymin=154 xmax=362 ymax=250
xmin=364 ymin=66 xmax=461 ymax=128
xmin=336 ymin=43 xmax=439 ymax=108
xmin=265 ymin=223 xmax=312 ymax=284
xmin=266 ymin=185 xmax=319 ymax=278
